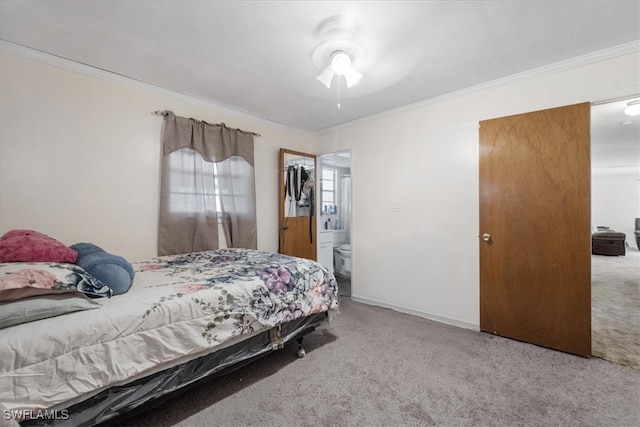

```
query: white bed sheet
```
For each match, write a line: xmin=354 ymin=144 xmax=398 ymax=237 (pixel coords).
xmin=0 ymin=249 xmax=338 ymax=412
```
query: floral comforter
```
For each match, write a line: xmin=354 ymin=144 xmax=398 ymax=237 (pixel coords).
xmin=0 ymin=249 xmax=338 ymax=412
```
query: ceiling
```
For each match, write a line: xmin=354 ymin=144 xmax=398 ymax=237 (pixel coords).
xmin=0 ymin=1 xmax=638 ymax=168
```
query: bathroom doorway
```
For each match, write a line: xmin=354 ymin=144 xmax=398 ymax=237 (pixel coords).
xmin=318 ymin=150 xmax=352 ymax=297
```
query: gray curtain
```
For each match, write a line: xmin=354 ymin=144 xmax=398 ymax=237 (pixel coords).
xmin=158 ymin=111 xmax=257 ymax=256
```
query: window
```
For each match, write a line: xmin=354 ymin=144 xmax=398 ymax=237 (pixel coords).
xmin=321 ymin=167 xmax=336 ymax=214
xmin=168 ymin=148 xmax=221 ymax=215
xmin=158 ymin=112 xmax=258 ymax=254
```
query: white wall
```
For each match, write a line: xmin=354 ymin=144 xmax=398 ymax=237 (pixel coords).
xmin=2 ymin=47 xmax=639 ymax=329
xmin=0 ymin=51 xmax=314 ymax=261
xmin=314 ymin=52 xmax=640 ymax=328
xmin=592 ymin=168 xmax=640 ymax=249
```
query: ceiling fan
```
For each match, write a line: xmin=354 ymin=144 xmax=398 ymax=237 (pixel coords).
xmin=312 ymin=16 xmax=365 ymax=90
xmin=316 ymin=50 xmax=362 ymax=88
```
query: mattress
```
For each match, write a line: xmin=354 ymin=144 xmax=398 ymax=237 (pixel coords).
xmin=0 ymin=248 xmax=338 ymax=417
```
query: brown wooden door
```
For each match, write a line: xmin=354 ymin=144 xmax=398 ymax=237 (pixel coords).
xmin=279 ymin=148 xmax=317 ymax=260
xmin=479 ymin=103 xmax=591 ymax=357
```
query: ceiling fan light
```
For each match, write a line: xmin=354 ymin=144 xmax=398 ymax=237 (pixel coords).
xmin=624 ymin=100 xmax=640 ymax=116
xmin=316 ymin=66 xmax=335 ymax=88
xmin=344 ymin=67 xmax=362 ymax=88
xmin=330 ymin=51 xmax=352 ymax=76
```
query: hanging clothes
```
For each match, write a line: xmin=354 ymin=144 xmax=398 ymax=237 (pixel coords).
xmin=301 ymin=169 xmax=314 ymax=244
xmin=285 ymin=165 xmax=303 ymax=202
xmin=284 ymin=164 xmax=315 ymax=244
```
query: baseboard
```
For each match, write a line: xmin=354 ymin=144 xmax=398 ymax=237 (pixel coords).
xmin=350 ymin=295 xmax=480 ymax=331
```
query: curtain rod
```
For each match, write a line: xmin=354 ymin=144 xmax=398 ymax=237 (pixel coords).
xmin=152 ymin=110 xmax=261 ymax=137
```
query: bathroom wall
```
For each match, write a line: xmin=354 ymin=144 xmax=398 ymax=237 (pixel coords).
xmin=332 ymin=166 xmax=352 ymax=231
xmin=318 ymin=160 xmax=351 ymax=232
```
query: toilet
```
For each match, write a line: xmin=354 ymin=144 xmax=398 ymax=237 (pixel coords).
xmin=334 ymin=244 xmax=351 ymax=277
xmin=332 ymin=229 xmax=351 ymax=277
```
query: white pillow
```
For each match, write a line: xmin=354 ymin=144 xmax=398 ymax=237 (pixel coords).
xmin=0 ymin=293 xmax=100 ymax=329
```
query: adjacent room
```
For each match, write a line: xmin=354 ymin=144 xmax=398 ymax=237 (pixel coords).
xmin=590 ymin=98 xmax=640 ymax=369
xmin=0 ymin=1 xmax=639 ymax=426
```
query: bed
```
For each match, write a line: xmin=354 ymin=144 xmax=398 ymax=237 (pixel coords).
xmin=0 ymin=248 xmax=339 ymax=426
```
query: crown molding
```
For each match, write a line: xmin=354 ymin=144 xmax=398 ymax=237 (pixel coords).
xmin=592 ymin=165 xmax=640 ymax=176
xmin=0 ymin=40 xmax=312 ymax=138
xmin=317 ymin=40 xmax=640 ymax=136
xmin=3 ymin=38 xmax=638 ymax=137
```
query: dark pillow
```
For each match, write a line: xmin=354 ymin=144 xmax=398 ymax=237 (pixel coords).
xmin=70 ymin=243 xmax=134 ymax=296
xmin=0 ymin=230 xmax=77 ymax=263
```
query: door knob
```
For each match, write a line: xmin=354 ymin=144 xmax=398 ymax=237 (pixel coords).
xmin=482 ymin=233 xmax=491 ymax=242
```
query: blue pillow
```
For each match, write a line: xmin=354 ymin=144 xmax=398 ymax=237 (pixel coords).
xmin=70 ymin=243 xmax=134 ymax=295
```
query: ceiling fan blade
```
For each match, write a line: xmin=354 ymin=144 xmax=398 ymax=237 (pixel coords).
xmin=344 ymin=67 xmax=362 ymax=88
xmin=316 ymin=66 xmax=334 ymax=88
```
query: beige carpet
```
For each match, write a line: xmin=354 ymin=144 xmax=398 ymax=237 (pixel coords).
xmin=121 ymin=298 xmax=640 ymax=427
xmin=591 ymin=247 xmax=640 ymax=369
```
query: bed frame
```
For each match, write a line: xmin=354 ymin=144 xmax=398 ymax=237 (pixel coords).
xmin=21 ymin=312 xmax=329 ymax=427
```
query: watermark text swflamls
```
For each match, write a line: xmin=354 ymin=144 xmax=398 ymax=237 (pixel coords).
xmin=3 ymin=409 xmax=69 ymax=421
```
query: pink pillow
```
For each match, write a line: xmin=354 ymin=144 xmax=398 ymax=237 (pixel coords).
xmin=0 ymin=230 xmax=78 ymax=263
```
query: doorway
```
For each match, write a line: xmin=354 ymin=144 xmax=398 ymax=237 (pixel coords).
xmin=318 ymin=150 xmax=352 ymax=297
xmin=590 ymin=95 xmax=640 ymax=368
